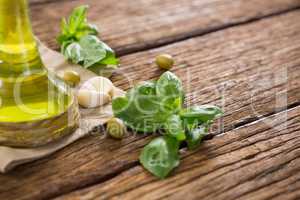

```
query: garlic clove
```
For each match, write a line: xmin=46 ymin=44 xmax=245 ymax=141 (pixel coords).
xmin=81 ymin=76 xmax=114 ymax=97
xmin=77 ymin=89 xmax=111 ymax=108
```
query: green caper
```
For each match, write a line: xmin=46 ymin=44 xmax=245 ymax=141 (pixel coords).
xmin=63 ymin=70 xmax=81 ymax=86
xmin=155 ymin=54 xmax=174 ymax=70
xmin=107 ymin=118 xmax=126 ymax=139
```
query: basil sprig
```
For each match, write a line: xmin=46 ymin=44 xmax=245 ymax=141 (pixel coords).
xmin=57 ymin=5 xmax=119 ymax=74
xmin=112 ymin=72 xmax=223 ymax=179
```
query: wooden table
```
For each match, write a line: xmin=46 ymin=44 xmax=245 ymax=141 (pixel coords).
xmin=1 ymin=0 xmax=300 ymax=199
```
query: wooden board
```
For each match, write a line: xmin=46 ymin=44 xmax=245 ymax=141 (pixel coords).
xmin=29 ymin=0 xmax=300 ymax=55
xmin=58 ymin=106 xmax=300 ymax=200
xmin=0 ymin=9 xmax=300 ymax=200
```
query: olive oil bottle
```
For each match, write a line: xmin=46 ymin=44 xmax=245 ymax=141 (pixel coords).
xmin=0 ymin=0 xmax=79 ymax=147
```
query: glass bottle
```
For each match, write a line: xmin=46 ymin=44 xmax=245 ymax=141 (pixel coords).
xmin=0 ymin=0 xmax=79 ymax=147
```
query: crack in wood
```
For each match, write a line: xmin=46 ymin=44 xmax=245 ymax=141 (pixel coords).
xmin=104 ymin=138 xmax=300 ymax=199
xmin=51 ymin=100 xmax=300 ymax=198
xmin=209 ymin=145 xmax=300 ymax=198
xmin=231 ymin=101 xmax=300 ymax=130
xmin=29 ymin=0 xmax=76 ymax=6
xmin=51 ymin=103 xmax=300 ymax=199
xmin=2 ymin=2 xmax=300 ymax=199
xmin=116 ymin=6 xmax=300 ymax=57
xmin=29 ymin=1 xmax=300 ymax=57
xmin=48 ymin=161 xmax=140 ymax=200
xmin=227 ymin=155 xmax=300 ymax=200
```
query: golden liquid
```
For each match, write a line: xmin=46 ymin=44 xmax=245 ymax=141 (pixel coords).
xmin=0 ymin=0 xmax=72 ymax=123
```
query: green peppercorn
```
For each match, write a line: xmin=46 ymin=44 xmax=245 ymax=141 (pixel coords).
xmin=107 ymin=118 xmax=126 ymax=139
xmin=155 ymin=54 xmax=174 ymax=70
xmin=63 ymin=70 xmax=81 ymax=86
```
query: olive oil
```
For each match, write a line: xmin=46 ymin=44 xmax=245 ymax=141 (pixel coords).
xmin=0 ymin=0 xmax=79 ymax=147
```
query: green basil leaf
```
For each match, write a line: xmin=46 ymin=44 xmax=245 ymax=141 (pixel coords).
xmin=112 ymin=82 xmax=163 ymax=133
xmin=75 ymin=23 xmax=98 ymax=39
xmin=57 ymin=5 xmax=119 ymax=72
xmin=57 ymin=19 xmax=71 ymax=45
xmin=186 ymin=125 xmax=208 ymax=150
xmin=112 ymin=72 xmax=185 ymax=133
xmin=57 ymin=5 xmax=98 ymax=45
xmin=156 ymin=71 xmax=183 ymax=98
xmin=180 ymin=105 xmax=223 ymax=123
xmin=77 ymin=35 xmax=119 ymax=68
xmin=62 ymin=35 xmax=119 ymax=70
xmin=112 ymin=97 xmax=130 ymax=114
xmin=60 ymin=40 xmax=74 ymax=54
xmin=164 ymin=114 xmax=186 ymax=141
xmin=128 ymin=81 xmax=157 ymax=97
xmin=61 ymin=18 xmax=69 ymax=35
xmin=140 ymin=136 xmax=180 ymax=179
xmin=78 ymin=35 xmax=107 ymax=68
xmin=64 ymin=42 xmax=84 ymax=64
xmin=98 ymin=50 xmax=119 ymax=65
xmin=96 ymin=41 xmax=119 ymax=65
xmin=156 ymin=71 xmax=184 ymax=112
xmin=111 ymin=72 xmax=223 ymax=179
xmin=68 ymin=5 xmax=88 ymax=35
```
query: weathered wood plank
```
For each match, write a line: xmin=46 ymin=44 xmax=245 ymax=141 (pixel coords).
xmin=29 ymin=0 xmax=300 ymax=54
xmin=58 ymin=106 xmax=300 ymax=200
xmin=0 ymin=10 xmax=300 ymax=200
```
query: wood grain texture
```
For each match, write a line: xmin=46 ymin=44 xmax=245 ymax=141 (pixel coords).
xmin=58 ymin=106 xmax=300 ymax=200
xmin=0 ymin=10 xmax=299 ymax=200
xmin=29 ymin=0 xmax=300 ymax=54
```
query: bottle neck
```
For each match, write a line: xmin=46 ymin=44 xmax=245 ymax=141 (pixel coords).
xmin=0 ymin=0 xmax=44 ymax=76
